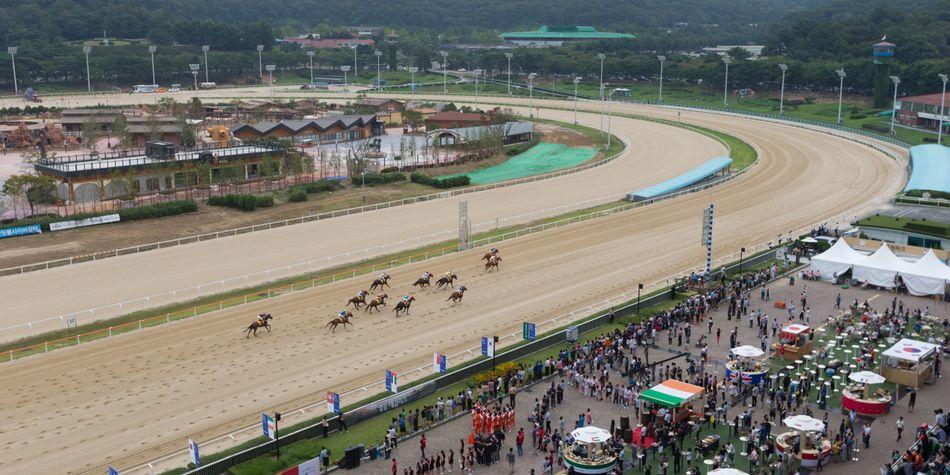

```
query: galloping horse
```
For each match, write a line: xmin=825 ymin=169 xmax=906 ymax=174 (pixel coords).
xmin=436 ymin=273 xmax=457 ymax=290
xmin=393 ymin=296 xmax=416 ymax=316
xmin=482 ymin=248 xmax=500 ymax=261
xmin=346 ymin=290 xmax=369 ymax=309
xmin=245 ymin=313 xmax=273 ymax=338
xmin=484 ymin=255 xmax=502 ymax=272
xmin=412 ymin=273 xmax=433 ymax=289
xmin=364 ymin=293 xmax=389 ymax=313
xmin=325 ymin=312 xmax=354 ymax=333
xmin=447 ymin=286 xmax=468 ymax=304
xmin=370 ymin=274 xmax=391 ymax=292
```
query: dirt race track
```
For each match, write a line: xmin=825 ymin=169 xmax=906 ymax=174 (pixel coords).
xmin=0 ymin=92 xmax=907 ymax=474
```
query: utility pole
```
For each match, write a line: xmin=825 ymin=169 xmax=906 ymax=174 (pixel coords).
xmin=597 ymin=53 xmax=605 ymax=138
xmin=573 ymin=76 xmax=581 ymax=124
xmin=408 ymin=66 xmax=418 ymax=94
xmin=83 ymin=46 xmax=92 ymax=93
xmin=440 ymin=50 xmax=448 ymax=93
xmin=266 ymin=64 xmax=276 ymax=99
xmin=889 ymin=76 xmax=900 ymax=135
xmin=606 ymin=87 xmax=613 ymax=150
xmin=148 ymin=45 xmax=157 ymax=85
xmin=256 ymin=45 xmax=264 ymax=80
xmin=374 ymin=50 xmax=382 ymax=90
xmin=528 ymin=73 xmax=537 ymax=118
xmin=938 ymin=74 xmax=948 ymax=145
xmin=778 ymin=64 xmax=788 ymax=115
xmin=7 ymin=47 xmax=18 ymax=95
xmin=307 ymin=51 xmax=315 ymax=86
xmin=504 ymin=53 xmax=513 ymax=95
xmin=657 ymin=55 xmax=666 ymax=103
xmin=722 ymin=56 xmax=731 ymax=109
xmin=189 ymin=63 xmax=200 ymax=93
xmin=341 ymin=65 xmax=350 ymax=98
xmin=835 ymin=68 xmax=846 ymax=125
xmin=202 ymin=45 xmax=210 ymax=83
xmin=473 ymin=69 xmax=481 ymax=107
xmin=352 ymin=45 xmax=358 ymax=84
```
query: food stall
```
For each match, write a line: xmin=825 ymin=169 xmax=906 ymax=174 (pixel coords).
xmin=637 ymin=379 xmax=705 ymax=424
xmin=725 ymin=345 xmax=769 ymax=384
xmin=773 ymin=324 xmax=814 ymax=361
xmin=562 ymin=426 xmax=617 ymax=474
xmin=840 ymin=370 xmax=891 ymax=416
xmin=881 ymin=338 xmax=938 ymax=389
xmin=775 ymin=415 xmax=831 ymax=468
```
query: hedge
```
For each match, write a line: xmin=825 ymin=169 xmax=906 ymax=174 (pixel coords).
xmin=208 ymin=194 xmax=272 ymax=211
xmin=410 ymin=172 xmax=471 ymax=189
xmin=861 ymin=123 xmax=890 ymax=133
xmin=288 ymin=190 xmax=308 ymax=202
xmin=303 ymin=180 xmax=343 ymax=193
xmin=350 ymin=172 xmax=405 ymax=186
xmin=473 ymin=361 xmax=521 ymax=386
xmin=0 ymin=200 xmax=198 ymax=231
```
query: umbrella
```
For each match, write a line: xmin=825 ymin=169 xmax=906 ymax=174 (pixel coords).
xmin=783 ymin=414 xmax=824 ymax=432
xmin=709 ymin=469 xmax=750 ymax=475
xmin=570 ymin=426 xmax=612 ymax=444
xmin=801 ymin=237 xmax=818 ymax=244
xmin=848 ymin=371 xmax=886 ymax=385
xmin=730 ymin=345 xmax=765 ymax=358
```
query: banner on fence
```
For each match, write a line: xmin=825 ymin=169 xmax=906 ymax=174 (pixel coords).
xmin=0 ymin=224 xmax=41 ymax=239
xmin=385 ymin=370 xmax=398 ymax=393
xmin=433 ymin=353 xmax=447 ymax=373
xmin=481 ymin=336 xmax=494 ymax=357
xmin=188 ymin=438 xmax=201 ymax=468
xmin=523 ymin=322 xmax=536 ymax=341
xmin=346 ymin=380 xmax=437 ymax=425
xmin=281 ymin=455 xmax=322 ymax=475
xmin=49 ymin=213 xmax=120 ymax=231
xmin=326 ymin=392 xmax=340 ymax=414
xmin=262 ymin=413 xmax=277 ymax=440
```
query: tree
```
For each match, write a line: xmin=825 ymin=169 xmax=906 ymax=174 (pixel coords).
xmin=146 ymin=114 xmax=163 ymax=142
xmin=403 ymin=110 xmax=424 ymax=132
xmin=2 ymin=174 xmax=58 ymax=216
xmin=113 ymin=115 xmax=132 ymax=149
xmin=178 ymin=114 xmax=197 ymax=147
xmin=80 ymin=118 xmax=99 ymax=153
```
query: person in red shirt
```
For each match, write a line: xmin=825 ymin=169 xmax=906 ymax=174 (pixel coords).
xmin=391 ymin=458 xmax=398 ymax=475
xmin=420 ymin=434 xmax=427 ymax=458
xmin=516 ymin=428 xmax=525 ymax=455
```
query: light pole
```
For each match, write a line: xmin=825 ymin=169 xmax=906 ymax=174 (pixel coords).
xmin=738 ymin=247 xmax=746 ymax=273
xmin=657 ymin=55 xmax=666 ymax=103
xmin=408 ymin=66 xmax=418 ymax=94
xmin=189 ymin=63 xmax=200 ymax=93
xmin=473 ymin=69 xmax=482 ymax=107
xmin=835 ymin=68 xmax=846 ymax=125
xmin=573 ymin=76 xmax=581 ymax=124
xmin=7 ymin=46 xmax=17 ymax=95
xmin=722 ymin=56 xmax=731 ymax=108
xmin=202 ymin=45 xmax=210 ymax=83
xmin=82 ymin=46 xmax=92 ymax=93
xmin=439 ymin=50 xmax=448 ymax=93
xmin=256 ymin=45 xmax=264 ymax=80
xmin=504 ymin=52 xmax=513 ymax=95
xmin=266 ymin=64 xmax=276 ymax=98
xmin=307 ymin=51 xmax=315 ymax=86
xmin=340 ymin=65 xmax=350 ymax=94
xmin=374 ymin=50 xmax=382 ymax=90
xmin=889 ymin=75 xmax=900 ymax=134
xmin=597 ymin=53 xmax=605 ymax=137
xmin=606 ymin=87 xmax=614 ymax=150
xmin=148 ymin=45 xmax=157 ymax=85
xmin=351 ymin=45 xmax=358 ymax=84
xmin=637 ymin=283 xmax=643 ymax=315
xmin=528 ymin=72 xmax=537 ymax=118
xmin=778 ymin=63 xmax=788 ymax=115
xmin=939 ymin=74 xmax=948 ymax=145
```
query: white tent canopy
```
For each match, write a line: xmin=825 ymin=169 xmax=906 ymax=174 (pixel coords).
xmin=783 ymin=414 xmax=824 ymax=432
xmin=848 ymin=371 xmax=886 ymax=385
xmin=810 ymin=238 xmax=867 ymax=281
xmin=570 ymin=426 xmax=612 ymax=444
xmin=882 ymin=338 xmax=938 ymax=363
xmin=902 ymin=250 xmax=950 ymax=296
xmin=730 ymin=345 xmax=765 ymax=358
xmin=852 ymin=244 xmax=913 ymax=288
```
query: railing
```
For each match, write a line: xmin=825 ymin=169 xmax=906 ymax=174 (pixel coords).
xmin=893 ymin=195 xmax=950 ymax=208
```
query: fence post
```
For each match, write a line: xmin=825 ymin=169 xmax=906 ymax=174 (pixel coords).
xmin=76 ymin=335 xmax=80 ymax=345
xmin=109 ymin=327 xmax=113 ymax=337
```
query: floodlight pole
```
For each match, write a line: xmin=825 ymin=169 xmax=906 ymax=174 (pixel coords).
xmin=266 ymin=64 xmax=276 ymax=99
xmin=189 ymin=63 xmax=200 ymax=93
xmin=889 ymin=76 xmax=900 ymax=135
xmin=148 ymin=45 xmax=157 ymax=85
xmin=778 ymin=64 xmax=788 ymax=115
xmin=307 ymin=51 xmax=315 ymax=86
xmin=473 ymin=69 xmax=481 ymax=106
xmin=374 ymin=50 xmax=382 ymax=91
xmin=352 ymin=45 xmax=358 ymax=84
xmin=202 ymin=45 xmax=210 ymax=83
xmin=939 ymin=74 xmax=948 ymax=145
xmin=408 ymin=66 xmax=418 ymax=95
xmin=440 ymin=51 xmax=448 ymax=93
xmin=722 ymin=56 xmax=731 ymax=109
xmin=83 ymin=46 xmax=92 ymax=93
xmin=504 ymin=53 xmax=513 ymax=95
xmin=606 ymin=87 xmax=613 ymax=150
xmin=528 ymin=73 xmax=536 ymax=118
xmin=7 ymin=47 xmax=18 ymax=95
xmin=835 ymin=68 xmax=846 ymax=125
xmin=597 ymin=53 xmax=605 ymax=138
xmin=657 ymin=55 xmax=666 ymax=103
xmin=256 ymin=45 xmax=264 ymax=80
xmin=573 ymin=76 xmax=581 ymax=124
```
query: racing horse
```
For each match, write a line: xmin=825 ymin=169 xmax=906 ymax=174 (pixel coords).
xmin=484 ymin=255 xmax=502 ymax=272
xmin=364 ymin=293 xmax=389 ymax=313
xmin=325 ymin=312 xmax=354 ymax=333
xmin=482 ymin=248 xmax=500 ymax=261
xmin=245 ymin=313 xmax=273 ymax=338
xmin=447 ymin=286 xmax=468 ymax=304
xmin=412 ymin=273 xmax=433 ymax=289
xmin=392 ymin=296 xmax=416 ymax=316
xmin=346 ymin=290 xmax=369 ymax=309
xmin=436 ymin=273 xmax=457 ymax=290
xmin=370 ymin=273 xmax=391 ymax=292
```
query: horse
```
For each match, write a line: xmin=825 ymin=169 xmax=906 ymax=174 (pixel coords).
xmin=364 ymin=293 xmax=389 ymax=313
xmin=447 ymin=286 xmax=468 ymax=304
xmin=484 ymin=255 xmax=502 ymax=272
xmin=370 ymin=274 xmax=391 ymax=292
xmin=325 ymin=312 xmax=354 ymax=333
xmin=245 ymin=313 xmax=273 ymax=338
xmin=346 ymin=290 xmax=369 ymax=309
xmin=436 ymin=273 xmax=457 ymax=290
xmin=412 ymin=273 xmax=432 ymax=289
xmin=482 ymin=248 xmax=499 ymax=261
xmin=393 ymin=296 xmax=416 ymax=316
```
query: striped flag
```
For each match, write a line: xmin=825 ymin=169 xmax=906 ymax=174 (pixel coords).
xmin=326 ymin=392 xmax=340 ymax=414
xmin=433 ymin=353 xmax=447 ymax=373
xmin=188 ymin=438 xmax=201 ymax=468
xmin=262 ymin=413 xmax=276 ymax=440
xmin=386 ymin=370 xmax=398 ymax=393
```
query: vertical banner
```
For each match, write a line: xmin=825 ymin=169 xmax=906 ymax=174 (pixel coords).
xmin=188 ymin=438 xmax=201 ymax=468
xmin=523 ymin=322 xmax=536 ymax=341
xmin=107 ymin=468 xmax=120 ymax=475
xmin=433 ymin=352 xmax=447 ymax=373
xmin=326 ymin=392 xmax=340 ymax=414
xmin=385 ymin=370 xmax=398 ymax=393
xmin=481 ymin=336 xmax=495 ymax=357
xmin=262 ymin=413 xmax=276 ymax=440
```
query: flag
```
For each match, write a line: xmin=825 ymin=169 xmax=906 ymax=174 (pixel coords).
xmin=386 ymin=370 xmax=398 ymax=393
xmin=188 ymin=438 xmax=201 ymax=468
xmin=433 ymin=353 xmax=447 ymax=373
xmin=326 ymin=392 xmax=340 ymax=414
xmin=881 ymin=34 xmax=887 ymax=41
xmin=481 ymin=336 xmax=495 ymax=357
xmin=523 ymin=322 xmax=536 ymax=340
xmin=262 ymin=413 xmax=276 ymax=440
xmin=107 ymin=468 xmax=119 ymax=475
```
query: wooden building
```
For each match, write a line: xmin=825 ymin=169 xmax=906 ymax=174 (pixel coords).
xmin=230 ymin=115 xmax=381 ymax=143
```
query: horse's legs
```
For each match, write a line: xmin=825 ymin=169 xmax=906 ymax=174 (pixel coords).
xmin=265 ymin=324 xmax=271 ymax=333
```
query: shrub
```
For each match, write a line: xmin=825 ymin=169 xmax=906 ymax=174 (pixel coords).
xmin=257 ymin=195 xmax=274 ymax=207
xmin=288 ymin=190 xmax=308 ymax=202
xmin=474 ymin=361 xmax=521 ymax=386
xmin=351 ymin=172 xmax=405 ymax=186
xmin=208 ymin=194 xmax=263 ymax=211
xmin=861 ymin=123 xmax=890 ymax=133
xmin=3 ymin=200 xmax=198 ymax=231
xmin=849 ymin=112 xmax=867 ymax=119
xmin=305 ymin=180 xmax=343 ymax=193
xmin=410 ymin=172 xmax=471 ymax=189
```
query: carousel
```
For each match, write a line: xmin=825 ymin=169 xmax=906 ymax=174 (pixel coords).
xmin=725 ymin=345 xmax=769 ymax=384
xmin=775 ymin=415 xmax=831 ymax=468
xmin=773 ymin=324 xmax=814 ymax=361
xmin=561 ymin=426 xmax=617 ymax=474
xmin=841 ymin=371 xmax=891 ymax=416
xmin=881 ymin=338 xmax=939 ymax=389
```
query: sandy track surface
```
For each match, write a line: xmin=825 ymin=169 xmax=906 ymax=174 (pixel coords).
xmin=0 ymin=106 xmax=724 ymax=337
xmin=0 ymin=97 xmax=906 ymax=474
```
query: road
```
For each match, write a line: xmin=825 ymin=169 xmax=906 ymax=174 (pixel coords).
xmin=0 ymin=93 xmax=907 ymax=474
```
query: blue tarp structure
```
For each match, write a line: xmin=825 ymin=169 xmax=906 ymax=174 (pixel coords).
xmin=628 ymin=156 xmax=733 ymax=201
xmin=904 ymin=144 xmax=950 ymax=194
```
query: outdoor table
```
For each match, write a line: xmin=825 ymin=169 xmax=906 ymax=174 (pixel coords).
xmin=786 ymin=366 xmax=794 ymax=372
xmin=795 ymin=359 xmax=804 ymax=367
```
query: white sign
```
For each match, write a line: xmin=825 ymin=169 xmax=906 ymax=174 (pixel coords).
xmin=49 ymin=213 xmax=120 ymax=232
xmin=299 ymin=456 xmax=322 ymax=475
xmin=188 ymin=438 xmax=200 ymax=467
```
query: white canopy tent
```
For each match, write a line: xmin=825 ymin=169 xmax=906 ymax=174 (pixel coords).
xmin=810 ymin=238 xmax=867 ymax=281
xmin=852 ymin=244 xmax=912 ymax=289
xmin=902 ymin=250 xmax=950 ymax=296
xmin=810 ymin=240 xmax=948 ymax=296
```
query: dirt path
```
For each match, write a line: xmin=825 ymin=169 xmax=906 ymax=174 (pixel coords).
xmin=0 ymin=97 xmax=906 ymax=474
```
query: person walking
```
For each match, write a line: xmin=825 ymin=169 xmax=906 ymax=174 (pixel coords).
xmin=909 ymin=387 xmax=917 ymax=412
xmin=420 ymin=434 xmax=427 ymax=458
xmin=517 ymin=428 xmax=525 ymax=455
xmin=862 ymin=423 xmax=872 ymax=449
xmin=507 ymin=448 xmax=516 ymax=473
xmin=896 ymin=417 xmax=904 ymax=441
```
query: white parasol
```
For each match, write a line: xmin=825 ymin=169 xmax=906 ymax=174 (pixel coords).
xmin=730 ymin=345 xmax=765 ymax=358
xmin=570 ymin=426 xmax=612 ymax=444
xmin=783 ymin=414 xmax=824 ymax=432
xmin=801 ymin=237 xmax=819 ymax=244
xmin=848 ymin=371 xmax=886 ymax=385
xmin=709 ymin=469 xmax=751 ymax=475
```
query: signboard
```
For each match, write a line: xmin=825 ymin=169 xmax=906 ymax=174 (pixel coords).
xmin=481 ymin=336 xmax=494 ymax=357
xmin=433 ymin=352 xmax=447 ymax=373
xmin=346 ymin=380 xmax=437 ymax=425
xmin=326 ymin=392 xmax=340 ymax=414
xmin=0 ymin=224 xmax=41 ymax=239
xmin=385 ymin=370 xmax=398 ymax=393
xmin=523 ymin=322 xmax=536 ymax=341
xmin=66 ymin=316 xmax=78 ymax=329
xmin=188 ymin=438 xmax=201 ymax=468
xmin=262 ymin=413 xmax=276 ymax=440
xmin=49 ymin=213 xmax=120 ymax=232
xmin=282 ymin=455 xmax=322 ymax=475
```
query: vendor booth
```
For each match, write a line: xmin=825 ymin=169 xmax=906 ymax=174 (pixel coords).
xmin=725 ymin=345 xmax=769 ymax=384
xmin=562 ymin=426 xmax=617 ymax=474
xmin=881 ymin=338 xmax=938 ymax=388
xmin=637 ymin=379 xmax=705 ymax=424
xmin=775 ymin=415 xmax=832 ymax=468
xmin=810 ymin=238 xmax=866 ymax=282
xmin=841 ymin=370 xmax=891 ymax=416
xmin=773 ymin=324 xmax=814 ymax=360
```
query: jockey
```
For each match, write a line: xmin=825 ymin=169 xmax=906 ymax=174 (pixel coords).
xmin=358 ymin=290 xmax=367 ymax=298
xmin=444 ymin=271 xmax=453 ymax=280
xmin=338 ymin=310 xmax=347 ymax=318
xmin=257 ymin=314 xmax=265 ymax=326
xmin=402 ymin=294 xmax=411 ymax=303
xmin=491 ymin=247 xmax=498 ymax=255
xmin=379 ymin=273 xmax=388 ymax=281
xmin=423 ymin=271 xmax=431 ymax=280
xmin=457 ymin=285 xmax=466 ymax=293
